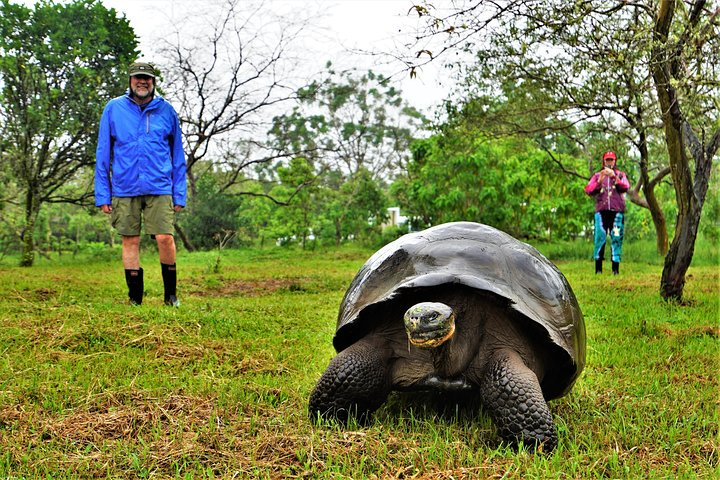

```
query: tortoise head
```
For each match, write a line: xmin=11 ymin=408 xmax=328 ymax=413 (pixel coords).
xmin=403 ymin=302 xmax=456 ymax=349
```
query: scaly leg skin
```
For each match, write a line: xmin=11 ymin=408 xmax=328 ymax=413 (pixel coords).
xmin=480 ymin=349 xmax=558 ymax=452
xmin=309 ymin=340 xmax=391 ymax=425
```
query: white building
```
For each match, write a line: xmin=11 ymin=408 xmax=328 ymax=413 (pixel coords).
xmin=383 ymin=207 xmax=407 ymax=228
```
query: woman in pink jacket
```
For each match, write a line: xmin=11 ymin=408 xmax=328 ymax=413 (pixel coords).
xmin=584 ymin=151 xmax=630 ymax=274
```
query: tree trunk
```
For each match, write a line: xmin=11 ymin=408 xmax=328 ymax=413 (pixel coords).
xmin=174 ymin=221 xmax=196 ymax=252
xmin=20 ymin=189 xmax=39 ymax=267
xmin=20 ymin=220 xmax=36 ymax=267
xmin=645 ymin=185 xmax=669 ymax=256
xmin=625 ymin=95 xmax=670 ymax=256
xmin=334 ymin=219 xmax=342 ymax=246
xmin=187 ymin=168 xmax=198 ymax=198
xmin=637 ymin=143 xmax=669 ymax=255
xmin=651 ymin=0 xmax=714 ymax=301
xmin=660 ymin=205 xmax=700 ymax=300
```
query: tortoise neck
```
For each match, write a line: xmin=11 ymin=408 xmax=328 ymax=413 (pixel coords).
xmin=431 ymin=322 xmax=480 ymax=376
xmin=432 ymin=338 xmax=459 ymax=376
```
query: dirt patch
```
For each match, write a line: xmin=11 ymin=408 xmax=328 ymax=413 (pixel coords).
xmin=190 ymin=277 xmax=310 ymax=298
xmin=661 ymin=325 xmax=719 ymax=338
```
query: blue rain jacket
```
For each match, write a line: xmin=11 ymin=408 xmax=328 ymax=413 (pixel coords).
xmin=94 ymin=92 xmax=186 ymax=207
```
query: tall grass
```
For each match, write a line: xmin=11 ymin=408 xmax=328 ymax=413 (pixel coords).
xmin=0 ymin=240 xmax=717 ymax=478
xmin=535 ymin=235 xmax=718 ymax=266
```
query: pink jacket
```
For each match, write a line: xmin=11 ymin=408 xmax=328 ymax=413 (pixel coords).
xmin=584 ymin=168 xmax=630 ymax=213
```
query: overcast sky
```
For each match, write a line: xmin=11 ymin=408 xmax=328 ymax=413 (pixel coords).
xmin=89 ymin=0 xmax=453 ymax=114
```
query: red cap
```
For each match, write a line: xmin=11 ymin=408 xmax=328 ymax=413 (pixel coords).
xmin=602 ymin=151 xmax=617 ymax=161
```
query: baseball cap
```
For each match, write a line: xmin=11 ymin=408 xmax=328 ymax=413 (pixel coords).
xmin=128 ymin=62 xmax=156 ymax=78
xmin=602 ymin=151 xmax=617 ymax=161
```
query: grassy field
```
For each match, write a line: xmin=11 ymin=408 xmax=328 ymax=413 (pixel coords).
xmin=0 ymin=241 xmax=717 ymax=479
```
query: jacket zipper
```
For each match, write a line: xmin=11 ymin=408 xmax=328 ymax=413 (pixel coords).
xmin=606 ymin=176 xmax=611 ymax=210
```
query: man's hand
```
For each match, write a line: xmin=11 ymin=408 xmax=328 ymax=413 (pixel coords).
xmin=100 ymin=205 xmax=112 ymax=214
xmin=173 ymin=205 xmax=184 ymax=213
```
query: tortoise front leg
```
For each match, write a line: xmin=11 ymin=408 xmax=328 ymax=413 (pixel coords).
xmin=480 ymin=348 xmax=558 ymax=452
xmin=309 ymin=340 xmax=392 ymax=425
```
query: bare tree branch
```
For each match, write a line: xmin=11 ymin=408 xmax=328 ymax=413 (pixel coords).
xmin=158 ymin=0 xmax=315 ymax=196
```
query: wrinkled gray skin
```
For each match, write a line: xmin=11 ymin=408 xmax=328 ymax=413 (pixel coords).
xmin=309 ymin=222 xmax=585 ymax=452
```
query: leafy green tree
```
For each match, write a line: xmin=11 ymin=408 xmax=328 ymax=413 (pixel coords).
xmin=393 ymin=135 xmax=587 ymax=239
xmin=262 ymin=161 xmax=388 ymax=248
xmin=0 ymin=0 xmax=138 ymax=266
xmin=321 ymin=168 xmax=388 ymax=246
xmin=415 ymin=7 xmax=673 ymax=253
xmin=446 ymin=77 xmax=670 ymax=240
xmin=267 ymin=67 xmax=421 ymax=245
xmin=266 ymin=157 xmax=322 ymax=249
xmin=270 ymin=66 xmax=425 ymax=181
xmin=405 ymin=0 xmax=719 ymax=301
xmin=183 ymin=174 xmax=245 ymax=250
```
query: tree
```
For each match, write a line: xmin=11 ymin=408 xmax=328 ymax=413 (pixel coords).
xmin=321 ymin=167 xmax=388 ymax=246
xmin=460 ymin=70 xmax=673 ymax=255
xmin=393 ymin=134 xmax=588 ymax=239
xmin=0 ymin=0 xmax=138 ymax=266
xmin=182 ymin=174 xmax=243 ymax=251
xmin=157 ymin=0 xmax=314 ymax=197
xmin=651 ymin=0 xmax=719 ymax=300
xmin=404 ymin=0 xmax=719 ymax=301
xmin=266 ymin=156 xmax=321 ymax=248
xmin=266 ymin=67 xmax=423 ymax=245
xmin=152 ymin=0 xmax=320 ymax=251
xmin=271 ymin=66 xmax=426 ymax=181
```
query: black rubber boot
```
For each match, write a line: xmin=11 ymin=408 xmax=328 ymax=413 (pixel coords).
xmin=125 ymin=268 xmax=143 ymax=305
xmin=612 ymin=261 xmax=619 ymax=275
xmin=161 ymin=263 xmax=179 ymax=307
xmin=595 ymin=259 xmax=603 ymax=274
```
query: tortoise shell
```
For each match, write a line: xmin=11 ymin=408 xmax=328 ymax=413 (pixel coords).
xmin=333 ymin=221 xmax=586 ymax=398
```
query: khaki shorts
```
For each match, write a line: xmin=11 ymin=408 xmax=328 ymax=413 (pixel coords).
xmin=111 ymin=195 xmax=175 ymax=236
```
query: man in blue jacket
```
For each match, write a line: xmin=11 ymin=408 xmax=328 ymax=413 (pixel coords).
xmin=95 ymin=61 xmax=187 ymax=307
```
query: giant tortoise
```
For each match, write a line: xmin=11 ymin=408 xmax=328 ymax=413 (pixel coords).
xmin=309 ymin=221 xmax=585 ymax=451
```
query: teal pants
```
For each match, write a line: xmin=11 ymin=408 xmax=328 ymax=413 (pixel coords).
xmin=593 ymin=211 xmax=624 ymax=263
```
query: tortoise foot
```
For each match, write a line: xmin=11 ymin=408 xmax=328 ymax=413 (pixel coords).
xmin=481 ymin=349 xmax=558 ymax=452
xmin=309 ymin=340 xmax=390 ymax=425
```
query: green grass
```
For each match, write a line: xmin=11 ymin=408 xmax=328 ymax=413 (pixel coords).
xmin=0 ymin=243 xmax=717 ymax=478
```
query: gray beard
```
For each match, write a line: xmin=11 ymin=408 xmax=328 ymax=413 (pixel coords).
xmin=131 ymin=86 xmax=154 ymax=100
